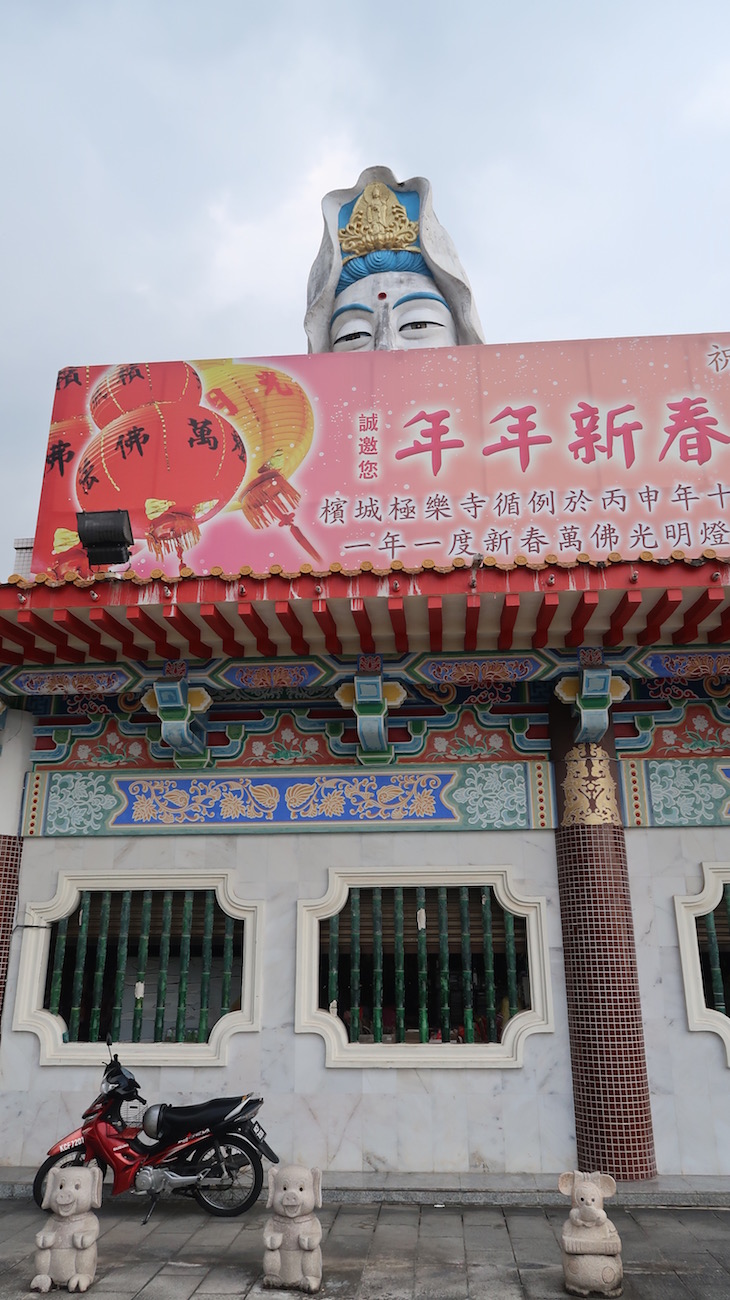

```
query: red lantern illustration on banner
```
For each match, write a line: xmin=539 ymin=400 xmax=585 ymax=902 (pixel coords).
xmin=76 ymin=399 xmax=247 ymax=562
xmin=51 ymin=365 xmax=97 ymax=423
xmin=197 ymin=361 xmax=320 ymax=561
xmin=89 ymin=361 xmax=202 ymax=429
xmin=37 ymin=367 xmax=101 ymax=577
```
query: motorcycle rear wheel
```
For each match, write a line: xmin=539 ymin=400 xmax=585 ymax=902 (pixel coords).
xmin=32 ymin=1149 xmax=108 ymax=1210
xmin=192 ymin=1132 xmax=263 ymax=1216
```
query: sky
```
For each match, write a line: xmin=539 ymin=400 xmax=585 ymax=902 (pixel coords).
xmin=2 ymin=0 xmax=730 ymax=579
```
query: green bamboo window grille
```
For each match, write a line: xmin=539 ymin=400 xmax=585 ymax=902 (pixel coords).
xmin=44 ymin=889 xmax=244 ymax=1044
xmin=319 ymin=885 xmax=530 ymax=1045
xmin=697 ymin=885 xmax=730 ymax=1016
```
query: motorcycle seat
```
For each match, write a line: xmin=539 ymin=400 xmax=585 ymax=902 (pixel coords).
xmin=147 ymin=1095 xmax=260 ymax=1143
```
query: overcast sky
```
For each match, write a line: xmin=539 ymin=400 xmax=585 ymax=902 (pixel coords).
xmin=3 ymin=0 xmax=730 ymax=578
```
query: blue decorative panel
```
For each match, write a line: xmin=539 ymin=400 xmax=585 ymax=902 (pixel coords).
xmin=23 ymin=762 xmax=553 ymax=835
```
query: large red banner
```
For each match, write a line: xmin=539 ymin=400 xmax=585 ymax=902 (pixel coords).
xmin=32 ymin=332 xmax=730 ymax=580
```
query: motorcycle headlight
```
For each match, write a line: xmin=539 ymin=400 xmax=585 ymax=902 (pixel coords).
xmin=100 ymin=1076 xmax=115 ymax=1094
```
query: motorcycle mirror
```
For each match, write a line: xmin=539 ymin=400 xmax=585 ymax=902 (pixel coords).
xmin=106 ymin=1033 xmax=113 ymax=1060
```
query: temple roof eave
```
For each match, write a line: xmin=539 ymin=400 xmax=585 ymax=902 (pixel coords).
xmin=0 ymin=560 xmax=729 ymax=667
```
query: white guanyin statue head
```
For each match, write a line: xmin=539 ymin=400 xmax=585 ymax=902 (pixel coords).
xmin=304 ymin=166 xmax=484 ymax=353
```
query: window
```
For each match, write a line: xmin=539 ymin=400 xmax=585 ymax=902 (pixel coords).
xmin=296 ymin=866 xmax=553 ymax=1068
xmin=13 ymin=871 xmax=262 ymax=1065
xmin=45 ymin=889 xmax=243 ymax=1046
xmin=319 ymin=885 xmax=529 ymax=1045
xmin=676 ymin=862 xmax=730 ymax=1065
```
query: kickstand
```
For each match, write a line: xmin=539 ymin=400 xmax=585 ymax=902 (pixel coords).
xmin=142 ymin=1193 xmax=159 ymax=1225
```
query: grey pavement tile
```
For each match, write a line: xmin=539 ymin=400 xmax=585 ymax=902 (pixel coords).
xmin=466 ymin=1262 xmax=524 ymax=1300
xmin=464 ymin=1239 xmax=517 ymax=1267
xmin=516 ymin=1264 xmax=567 ymax=1299
xmin=356 ymin=1272 xmax=417 ymax=1300
xmin=196 ymin=1262 xmax=260 ymax=1293
xmin=372 ymin=1225 xmax=419 ymax=1248
xmin=673 ymin=1267 xmax=730 ymax=1300
xmin=183 ymin=1221 xmax=247 ymax=1244
xmin=133 ymin=1262 xmax=209 ymax=1300
xmin=621 ymin=1269 xmax=695 ymax=1299
xmin=413 ymin=1260 xmax=469 ymax=1299
xmin=313 ymin=1271 xmax=361 ymax=1299
xmin=377 ymin=1205 xmax=420 ymax=1219
xmin=675 ymin=1207 xmax=730 ymax=1242
xmin=94 ymin=1262 xmax=165 ymax=1291
xmin=419 ymin=1211 xmax=465 ymax=1235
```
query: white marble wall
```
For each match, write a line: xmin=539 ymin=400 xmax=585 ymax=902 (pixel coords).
xmin=626 ymin=826 xmax=730 ymax=1175
xmin=0 ymin=709 xmax=33 ymax=836
xmin=0 ymin=829 xmax=576 ymax=1172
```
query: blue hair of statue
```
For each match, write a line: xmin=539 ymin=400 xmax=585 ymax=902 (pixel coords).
xmin=336 ymin=250 xmax=433 ymax=294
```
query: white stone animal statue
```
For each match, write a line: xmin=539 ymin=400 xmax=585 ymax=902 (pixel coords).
xmin=558 ymin=1170 xmax=623 ymax=1297
xmin=31 ymin=1163 xmax=103 ymax=1293
xmin=263 ymin=1164 xmax=323 ymax=1293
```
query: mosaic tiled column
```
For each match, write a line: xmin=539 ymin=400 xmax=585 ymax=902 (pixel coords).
xmin=551 ymin=706 xmax=656 ymax=1179
xmin=0 ymin=835 xmax=22 ymax=1027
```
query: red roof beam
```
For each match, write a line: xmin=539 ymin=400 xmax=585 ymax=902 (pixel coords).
xmin=603 ymin=590 xmax=643 ymax=647
xmin=637 ymin=588 xmax=683 ymax=646
xmin=464 ymin=594 xmax=480 ymax=652
xmin=0 ymin=642 xmax=23 ymax=665
xmin=498 ymin=594 xmax=520 ymax=652
xmin=17 ymin=611 xmax=85 ymax=663
xmin=274 ymin=602 xmax=309 ymax=656
xmin=350 ymin=598 xmax=375 ymax=654
xmin=532 ymin=593 xmax=560 ymax=650
xmin=53 ymin=610 xmax=117 ymax=662
xmin=89 ymin=609 xmax=149 ymax=662
xmin=0 ymin=615 xmax=53 ymax=664
xmin=565 ymin=591 xmax=600 ymax=648
xmin=427 ymin=596 xmax=442 ymax=653
xmin=238 ymin=602 xmax=276 ymax=657
xmin=312 ymin=600 xmax=342 ymax=656
xmin=708 ymin=604 xmax=730 ymax=644
xmin=388 ymin=598 xmax=408 ymax=654
xmin=127 ymin=607 xmax=181 ymax=660
xmin=163 ymin=605 xmax=211 ymax=659
xmin=672 ymin=587 xmax=725 ymax=644
xmin=200 ymin=605 xmax=242 ymax=658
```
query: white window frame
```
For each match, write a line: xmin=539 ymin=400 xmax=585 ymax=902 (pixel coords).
xmin=295 ymin=865 xmax=554 ymax=1068
xmin=12 ymin=870 xmax=263 ymax=1066
xmin=675 ymin=860 xmax=730 ymax=1066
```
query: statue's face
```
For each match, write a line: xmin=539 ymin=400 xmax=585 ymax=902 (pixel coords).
xmin=329 ymin=272 xmax=457 ymax=353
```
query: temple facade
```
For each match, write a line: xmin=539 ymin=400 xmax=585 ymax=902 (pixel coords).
xmin=1 ymin=170 xmax=729 ymax=1181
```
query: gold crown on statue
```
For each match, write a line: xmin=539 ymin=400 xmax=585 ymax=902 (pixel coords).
xmin=338 ymin=182 xmax=420 ymax=262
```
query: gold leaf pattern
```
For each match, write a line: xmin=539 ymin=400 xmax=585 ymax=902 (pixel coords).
xmin=561 ymin=744 xmax=621 ymax=826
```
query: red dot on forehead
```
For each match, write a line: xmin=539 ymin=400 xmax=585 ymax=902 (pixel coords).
xmin=377 ymin=292 xmax=387 ymax=300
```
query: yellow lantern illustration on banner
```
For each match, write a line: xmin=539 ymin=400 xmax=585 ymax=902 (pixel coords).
xmin=196 ymin=361 xmax=320 ymax=562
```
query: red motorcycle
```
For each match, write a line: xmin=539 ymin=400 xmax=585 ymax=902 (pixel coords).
xmin=33 ymin=1044 xmax=278 ymax=1221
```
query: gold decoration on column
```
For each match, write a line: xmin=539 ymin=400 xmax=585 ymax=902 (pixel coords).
xmin=561 ymin=743 xmax=621 ymax=826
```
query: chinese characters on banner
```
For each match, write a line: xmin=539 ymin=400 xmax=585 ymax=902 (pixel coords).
xmin=32 ymin=334 xmax=730 ymax=579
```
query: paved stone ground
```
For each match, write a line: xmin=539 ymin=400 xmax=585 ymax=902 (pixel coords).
xmin=1 ymin=1197 xmax=730 ymax=1299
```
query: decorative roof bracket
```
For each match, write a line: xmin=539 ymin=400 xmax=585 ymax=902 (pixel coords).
xmin=554 ymin=667 xmax=629 ymax=743
xmin=141 ymin=679 xmax=213 ymax=768
xmin=334 ymin=674 xmax=407 ymax=765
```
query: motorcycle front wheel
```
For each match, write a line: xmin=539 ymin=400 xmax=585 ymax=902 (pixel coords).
xmin=32 ymin=1149 xmax=108 ymax=1210
xmin=191 ymin=1132 xmax=263 ymax=1216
